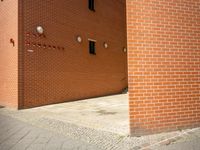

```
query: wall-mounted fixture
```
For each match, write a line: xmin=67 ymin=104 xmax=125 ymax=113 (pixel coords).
xmin=27 ymin=49 xmax=34 ymax=53
xmin=123 ymin=47 xmax=127 ymax=53
xmin=76 ymin=36 xmax=82 ymax=43
xmin=10 ymin=38 xmax=15 ymax=47
xmin=36 ymin=26 xmax=44 ymax=35
xmin=104 ymin=42 xmax=108 ymax=49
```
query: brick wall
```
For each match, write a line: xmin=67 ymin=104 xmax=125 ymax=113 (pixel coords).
xmin=21 ymin=0 xmax=127 ymax=108
xmin=127 ymin=0 xmax=200 ymax=136
xmin=0 ymin=0 xmax=18 ymax=108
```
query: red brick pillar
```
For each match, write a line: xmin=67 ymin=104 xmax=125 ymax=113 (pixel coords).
xmin=126 ymin=0 xmax=200 ymax=136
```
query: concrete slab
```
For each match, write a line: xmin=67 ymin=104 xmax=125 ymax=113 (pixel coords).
xmin=15 ymin=94 xmax=129 ymax=135
xmin=0 ymin=94 xmax=129 ymax=136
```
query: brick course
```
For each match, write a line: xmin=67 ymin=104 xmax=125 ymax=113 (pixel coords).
xmin=126 ymin=0 xmax=200 ymax=135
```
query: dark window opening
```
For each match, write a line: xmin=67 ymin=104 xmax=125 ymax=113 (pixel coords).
xmin=88 ymin=0 xmax=95 ymax=11
xmin=89 ymin=40 xmax=96 ymax=55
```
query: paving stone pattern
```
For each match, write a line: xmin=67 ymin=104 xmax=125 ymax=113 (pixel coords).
xmin=0 ymin=115 xmax=100 ymax=150
xmin=1 ymin=100 xmax=200 ymax=150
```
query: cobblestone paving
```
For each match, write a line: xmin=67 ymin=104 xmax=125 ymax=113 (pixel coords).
xmin=1 ymin=106 xmax=200 ymax=150
xmin=0 ymin=115 xmax=100 ymax=150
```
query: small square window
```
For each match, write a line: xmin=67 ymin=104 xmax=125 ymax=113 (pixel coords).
xmin=88 ymin=0 xmax=95 ymax=11
xmin=89 ymin=40 xmax=96 ymax=55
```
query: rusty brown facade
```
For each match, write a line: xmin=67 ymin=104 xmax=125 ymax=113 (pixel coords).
xmin=0 ymin=0 xmax=127 ymax=108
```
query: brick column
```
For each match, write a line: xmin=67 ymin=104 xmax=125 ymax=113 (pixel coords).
xmin=126 ymin=0 xmax=200 ymax=136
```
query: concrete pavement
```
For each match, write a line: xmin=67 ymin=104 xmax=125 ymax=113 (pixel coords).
xmin=0 ymin=94 xmax=200 ymax=150
xmin=1 ymin=113 xmax=200 ymax=150
xmin=157 ymin=139 xmax=200 ymax=150
xmin=0 ymin=115 xmax=99 ymax=150
xmin=11 ymin=94 xmax=129 ymax=135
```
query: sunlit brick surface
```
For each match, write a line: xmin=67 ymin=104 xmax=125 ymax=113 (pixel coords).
xmin=127 ymin=0 xmax=200 ymax=135
xmin=0 ymin=0 xmax=18 ymax=108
